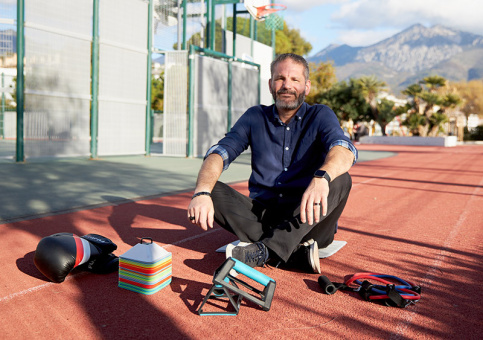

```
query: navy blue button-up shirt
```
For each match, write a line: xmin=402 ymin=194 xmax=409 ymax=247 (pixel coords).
xmin=206 ymin=102 xmax=357 ymax=207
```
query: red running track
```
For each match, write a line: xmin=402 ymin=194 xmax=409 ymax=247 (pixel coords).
xmin=1 ymin=144 xmax=482 ymax=339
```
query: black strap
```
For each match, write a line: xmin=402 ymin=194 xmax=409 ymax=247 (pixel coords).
xmin=318 ymin=275 xmax=356 ymax=295
xmin=358 ymin=280 xmax=375 ymax=301
xmin=385 ymin=284 xmax=411 ymax=308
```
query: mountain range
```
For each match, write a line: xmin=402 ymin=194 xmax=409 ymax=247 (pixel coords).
xmin=308 ymin=24 xmax=483 ymax=95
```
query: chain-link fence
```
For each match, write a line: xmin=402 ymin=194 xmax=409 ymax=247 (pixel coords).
xmin=0 ymin=0 xmax=17 ymax=146
xmin=1 ymin=0 xmax=271 ymax=161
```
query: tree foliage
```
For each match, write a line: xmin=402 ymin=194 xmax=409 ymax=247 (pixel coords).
xmin=421 ymin=75 xmax=446 ymax=92
xmin=452 ymin=80 xmax=483 ymax=119
xmin=317 ymin=78 xmax=371 ymax=122
xmin=180 ymin=16 xmax=312 ymax=56
xmin=376 ymin=98 xmax=398 ymax=136
xmin=305 ymin=61 xmax=337 ymax=105
xmin=356 ymin=75 xmax=388 ymax=130
xmin=274 ymin=23 xmax=312 ymax=56
xmin=151 ymin=71 xmax=164 ymax=111
xmin=401 ymin=75 xmax=462 ymax=136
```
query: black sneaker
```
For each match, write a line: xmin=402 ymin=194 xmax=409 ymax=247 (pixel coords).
xmin=287 ymin=239 xmax=321 ymax=274
xmin=226 ymin=241 xmax=269 ymax=268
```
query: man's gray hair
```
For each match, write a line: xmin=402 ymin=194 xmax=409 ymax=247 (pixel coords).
xmin=270 ymin=53 xmax=310 ymax=81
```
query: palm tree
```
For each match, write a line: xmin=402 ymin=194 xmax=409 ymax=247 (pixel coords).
xmin=421 ymin=75 xmax=446 ymax=93
xmin=357 ymin=75 xmax=386 ymax=114
xmin=420 ymin=92 xmax=442 ymax=117
xmin=429 ymin=112 xmax=449 ymax=136
xmin=357 ymin=76 xmax=386 ymax=133
xmin=376 ymin=98 xmax=398 ymax=136
xmin=403 ymin=112 xmax=426 ymax=136
xmin=402 ymin=83 xmax=423 ymax=114
xmin=440 ymin=93 xmax=462 ymax=113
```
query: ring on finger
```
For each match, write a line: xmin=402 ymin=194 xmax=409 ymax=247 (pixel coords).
xmin=314 ymin=202 xmax=321 ymax=206
xmin=189 ymin=216 xmax=195 ymax=221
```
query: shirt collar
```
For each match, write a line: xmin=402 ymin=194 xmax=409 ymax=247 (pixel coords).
xmin=271 ymin=102 xmax=308 ymax=125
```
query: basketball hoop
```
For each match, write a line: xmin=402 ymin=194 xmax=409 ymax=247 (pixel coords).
xmin=244 ymin=0 xmax=287 ymax=21
xmin=255 ymin=4 xmax=287 ymax=21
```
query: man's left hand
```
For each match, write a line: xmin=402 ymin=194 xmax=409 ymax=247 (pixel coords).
xmin=300 ymin=177 xmax=329 ymax=225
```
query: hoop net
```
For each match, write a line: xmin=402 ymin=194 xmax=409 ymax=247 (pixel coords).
xmin=265 ymin=13 xmax=284 ymax=30
xmin=257 ymin=4 xmax=286 ymax=30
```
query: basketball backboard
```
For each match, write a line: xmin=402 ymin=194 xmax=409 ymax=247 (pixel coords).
xmin=244 ymin=0 xmax=271 ymax=21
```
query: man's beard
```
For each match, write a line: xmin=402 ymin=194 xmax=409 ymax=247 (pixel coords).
xmin=273 ymin=89 xmax=305 ymax=110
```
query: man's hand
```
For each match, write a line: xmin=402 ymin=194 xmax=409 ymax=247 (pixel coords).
xmin=300 ymin=177 xmax=330 ymax=225
xmin=300 ymin=145 xmax=354 ymax=225
xmin=187 ymin=153 xmax=223 ymax=231
xmin=187 ymin=195 xmax=214 ymax=231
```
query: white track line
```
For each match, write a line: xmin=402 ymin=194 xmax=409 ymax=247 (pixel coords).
xmin=0 ymin=272 xmax=88 ymax=303
xmin=164 ymin=228 xmax=220 ymax=249
xmin=1 ymin=229 xmax=221 ymax=303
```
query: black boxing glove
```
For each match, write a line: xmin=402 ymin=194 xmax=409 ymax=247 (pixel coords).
xmin=34 ymin=233 xmax=117 ymax=283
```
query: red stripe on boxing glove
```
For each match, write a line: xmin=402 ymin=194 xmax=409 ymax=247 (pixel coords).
xmin=34 ymin=232 xmax=116 ymax=283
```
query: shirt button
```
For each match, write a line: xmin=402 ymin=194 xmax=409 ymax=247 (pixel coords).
xmin=285 ymin=147 xmax=289 ymax=150
xmin=277 ymin=182 xmax=282 ymax=185
xmin=284 ymin=168 xmax=288 ymax=171
xmin=279 ymin=193 xmax=283 ymax=197
xmin=286 ymin=127 xmax=290 ymax=131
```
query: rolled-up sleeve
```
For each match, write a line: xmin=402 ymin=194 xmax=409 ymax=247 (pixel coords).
xmin=204 ymin=145 xmax=230 ymax=171
xmin=329 ymin=140 xmax=358 ymax=165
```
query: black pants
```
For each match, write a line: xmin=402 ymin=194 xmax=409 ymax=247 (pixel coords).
xmin=211 ymin=172 xmax=352 ymax=262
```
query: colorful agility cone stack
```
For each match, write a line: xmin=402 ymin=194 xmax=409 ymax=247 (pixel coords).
xmin=119 ymin=238 xmax=172 ymax=295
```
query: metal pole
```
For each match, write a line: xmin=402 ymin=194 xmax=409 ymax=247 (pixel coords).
xmin=227 ymin=60 xmax=232 ymax=132
xmin=90 ymin=0 xmax=100 ymax=159
xmin=187 ymin=45 xmax=195 ymax=157
xmin=16 ymin=0 xmax=25 ymax=162
xmin=271 ymin=0 xmax=275 ymax=59
xmin=250 ymin=15 xmax=254 ymax=57
xmin=177 ymin=0 xmax=182 ymax=50
xmin=220 ymin=2 xmax=225 ymax=53
xmin=232 ymin=3 xmax=236 ymax=57
xmin=210 ymin=0 xmax=215 ymax=50
xmin=145 ymin=0 xmax=153 ymax=155
xmin=1 ymin=73 xmax=4 ymax=139
xmin=205 ymin=0 xmax=210 ymax=49
xmin=182 ymin=0 xmax=187 ymax=49
xmin=271 ymin=28 xmax=275 ymax=59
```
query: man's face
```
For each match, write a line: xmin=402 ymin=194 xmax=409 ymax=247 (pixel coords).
xmin=269 ymin=59 xmax=311 ymax=111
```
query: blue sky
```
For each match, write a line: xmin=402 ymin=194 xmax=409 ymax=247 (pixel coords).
xmin=275 ymin=0 xmax=483 ymax=56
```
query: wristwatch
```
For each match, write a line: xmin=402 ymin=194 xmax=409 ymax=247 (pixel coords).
xmin=314 ymin=170 xmax=331 ymax=183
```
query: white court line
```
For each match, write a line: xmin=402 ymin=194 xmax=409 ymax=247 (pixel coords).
xmin=0 ymin=272 xmax=88 ymax=303
xmin=0 ymin=282 xmax=55 ymax=303
xmin=0 ymin=229 xmax=221 ymax=303
xmin=164 ymin=228 xmax=220 ymax=249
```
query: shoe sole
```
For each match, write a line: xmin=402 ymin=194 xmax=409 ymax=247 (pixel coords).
xmin=225 ymin=242 xmax=251 ymax=259
xmin=225 ymin=242 xmax=252 ymax=277
xmin=304 ymin=239 xmax=321 ymax=274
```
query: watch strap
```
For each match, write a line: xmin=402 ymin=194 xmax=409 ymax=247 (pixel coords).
xmin=314 ymin=170 xmax=331 ymax=183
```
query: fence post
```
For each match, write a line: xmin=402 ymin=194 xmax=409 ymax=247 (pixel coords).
xmin=1 ymin=73 xmax=4 ymax=139
xmin=145 ymin=0 xmax=153 ymax=155
xmin=90 ymin=0 xmax=99 ymax=159
xmin=16 ymin=0 xmax=25 ymax=162
xmin=227 ymin=60 xmax=232 ymax=132
xmin=187 ymin=45 xmax=195 ymax=157
xmin=182 ymin=0 xmax=187 ymax=49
